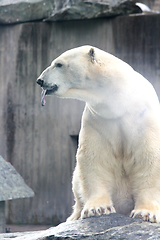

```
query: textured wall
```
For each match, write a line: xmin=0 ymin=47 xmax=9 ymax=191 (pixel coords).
xmin=0 ymin=14 xmax=160 ymax=225
xmin=0 ymin=0 xmax=140 ymax=24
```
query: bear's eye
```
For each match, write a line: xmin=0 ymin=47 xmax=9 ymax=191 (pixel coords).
xmin=55 ymin=63 xmax=63 ymax=68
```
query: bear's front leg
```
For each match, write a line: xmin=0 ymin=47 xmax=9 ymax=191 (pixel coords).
xmin=130 ymin=163 xmax=160 ymax=224
xmin=67 ymin=161 xmax=116 ymax=221
xmin=69 ymin=142 xmax=116 ymax=220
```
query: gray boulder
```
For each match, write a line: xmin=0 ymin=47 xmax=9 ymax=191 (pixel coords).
xmin=2 ymin=213 xmax=160 ymax=239
xmin=0 ymin=0 xmax=141 ymax=24
xmin=0 ymin=155 xmax=34 ymax=233
xmin=46 ymin=0 xmax=141 ymax=21
xmin=0 ymin=155 xmax=34 ymax=201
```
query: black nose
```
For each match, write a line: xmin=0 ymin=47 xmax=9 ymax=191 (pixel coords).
xmin=37 ymin=79 xmax=44 ymax=87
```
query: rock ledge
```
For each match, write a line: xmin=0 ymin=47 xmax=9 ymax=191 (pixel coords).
xmin=0 ymin=0 xmax=141 ymax=24
xmin=2 ymin=213 xmax=160 ymax=239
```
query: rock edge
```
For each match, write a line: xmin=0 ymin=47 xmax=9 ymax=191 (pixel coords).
xmin=1 ymin=213 xmax=160 ymax=239
xmin=0 ymin=0 xmax=141 ymax=24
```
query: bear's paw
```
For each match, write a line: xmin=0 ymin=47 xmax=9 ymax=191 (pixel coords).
xmin=81 ymin=198 xmax=116 ymax=219
xmin=130 ymin=209 xmax=160 ymax=223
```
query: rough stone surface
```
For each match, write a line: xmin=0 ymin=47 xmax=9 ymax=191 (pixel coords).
xmin=0 ymin=0 xmax=141 ymax=24
xmin=46 ymin=0 xmax=141 ymax=21
xmin=1 ymin=214 xmax=160 ymax=239
xmin=0 ymin=0 xmax=55 ymax=24
xmin=0 ymin=155 xmax=34 ymax=201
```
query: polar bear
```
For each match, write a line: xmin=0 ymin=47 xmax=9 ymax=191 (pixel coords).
xmin=37 ymin=46 xmax=160 ymax=223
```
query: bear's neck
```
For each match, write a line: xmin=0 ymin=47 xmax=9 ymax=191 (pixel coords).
xmin=86 ymin=102 xmax=126 ymax=120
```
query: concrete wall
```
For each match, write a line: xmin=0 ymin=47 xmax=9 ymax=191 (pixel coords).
xmin=0 ymin=202 xmax=5 ymax=233
xmin=0 ymin=14 xmax=160 ymax=224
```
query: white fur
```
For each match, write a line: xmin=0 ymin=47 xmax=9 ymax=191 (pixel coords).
xmin=38 ymin=46 xmax=160 ymax=223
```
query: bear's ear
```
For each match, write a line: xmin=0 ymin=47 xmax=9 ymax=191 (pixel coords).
xmin=88 ymin=48 xmax=95 ymax=63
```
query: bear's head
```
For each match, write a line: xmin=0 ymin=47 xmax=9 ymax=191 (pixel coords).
xmin=37 ymin=46 xmax=105 ymax=106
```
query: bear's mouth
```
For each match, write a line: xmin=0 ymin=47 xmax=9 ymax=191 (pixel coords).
xmin=45 ymin=84 xmax=58 ymax=95
xmin=41 ymin=84 xmax=58 ymax=106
